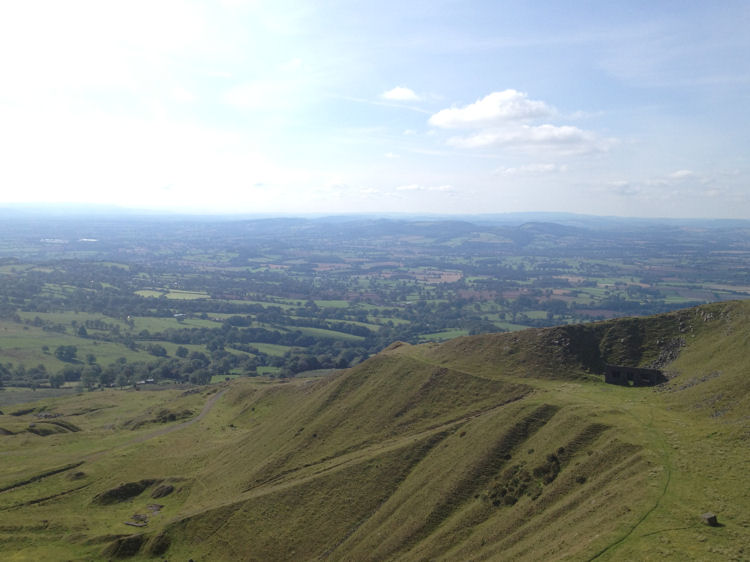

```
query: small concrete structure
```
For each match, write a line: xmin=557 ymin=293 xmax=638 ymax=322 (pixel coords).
xmin=701 ymin=512 xmax=719 ymax=527
xmin=604 ymin=365 xmax=665 ymax=387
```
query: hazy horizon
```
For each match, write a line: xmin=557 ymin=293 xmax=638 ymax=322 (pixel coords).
xmin=3 ymin=203 xmax=750 ymax=227
xmin=1 ymin=1 xmax=748 ymax=218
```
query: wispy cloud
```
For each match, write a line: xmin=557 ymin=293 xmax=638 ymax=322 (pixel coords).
xmin=608 ymin=169 xmax=717 ymax=199
xmin=381 ymin=86 xmax=420 ymax=101
xmin=396 ymin=184 xmax=455 ymax=192
xmin=496 ymin=163 xmax=568 ymax=175
xmin=331 ymin=94 xmax=431 ymax=114
xmin=668 ymin=169 xmax=694 ymax=180
xmin=449 ymin=124 xmax=614 ymax=155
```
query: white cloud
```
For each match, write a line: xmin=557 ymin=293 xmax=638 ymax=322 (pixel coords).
xmin=381 ymin=86 xmax=420 ymax=101
xmin=281 ymin=57 xmax=304 ymax=71
xmin=396 ymin=184 xmax=455 ymax=192
xmin=429 ymin=90 xmax=554 ymax=129
xmin=496 ymin=163 xmax=568 ymax=175
xmin=566 ymin=110 xmax=602 ymax=120
xmin=384 ymin=152 xmax=400 ymax=159
xmin=449 ymin=124 xmax=613 ymax=155
xmin=646 ymin=170 xmax=708 ymax=189
xmin=223 ymin=78 xmax=305 ymax=110
xmin=668 ymin=169 xmax=694 ymax=179
xmin=172 ymin=87 xmax=196 ymax=103
xmin=606 ymin=169 xmax=724 ymax=201
xmin=608 ymin=180 xmax=640 ymax=196
xmin=223 ymin=81 xmax=278 ymax=108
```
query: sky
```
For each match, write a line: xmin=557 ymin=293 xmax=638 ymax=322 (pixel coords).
xmin=0 ymin=0 xmax=748 ymax=218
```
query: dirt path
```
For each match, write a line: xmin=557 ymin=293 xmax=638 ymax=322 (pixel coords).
xmin=130 ymin=388 xmax=227 ymax=444
xmin=84 ymin=389 xmax=227 ymax=462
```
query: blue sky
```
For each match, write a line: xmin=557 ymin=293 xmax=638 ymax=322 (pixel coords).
xmin=0 ymin=0 xmax=748 ymax=217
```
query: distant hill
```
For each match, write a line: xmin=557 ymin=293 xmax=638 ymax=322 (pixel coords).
xmin=0 ymin=300 xmax=748 ymax=560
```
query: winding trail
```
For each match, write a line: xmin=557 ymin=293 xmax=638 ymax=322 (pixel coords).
xmin=84 ymin=388 xmax=227 ymax=462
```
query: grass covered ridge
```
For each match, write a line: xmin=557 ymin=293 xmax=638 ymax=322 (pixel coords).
xmin=1 ymin=300 xmax=749 ymax=560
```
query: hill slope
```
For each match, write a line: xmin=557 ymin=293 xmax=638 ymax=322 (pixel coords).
xmin=0 ymin=300 xmax=748 ymax=560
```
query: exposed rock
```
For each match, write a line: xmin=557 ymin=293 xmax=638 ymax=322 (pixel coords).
xmin=92 ymin=480 xmax=160 ymax=505
xmin=151 ymin=484 xmax=174 ymax=499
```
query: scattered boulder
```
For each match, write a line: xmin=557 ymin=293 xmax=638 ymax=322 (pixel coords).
xmin=701 ymin=512 xmax=719 ymax=527
xmin=35 ymin=412 xmax=62 ymax=419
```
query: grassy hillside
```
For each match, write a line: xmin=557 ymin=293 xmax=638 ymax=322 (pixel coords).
xmin=0 ymin=300 xmax=748 ymax=560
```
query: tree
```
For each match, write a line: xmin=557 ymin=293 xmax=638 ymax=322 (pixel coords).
xmin=54 ymin=345 xmax=78 ymax=362
xmin=176 ymin=346 xmax=189 ymax=358
xmin=147 ymin=343 xmax=167 ymax=357
xmin=189 ymin=351 xmax=210 ymax=368
xmin=99 ymin=367 xmax=116 ymax=387
xmin=81 ymin=367 xmax=99 ymax=390
xmin=189 ymin=369 xmax=211 ymax=385
xmin=116 ymin=372 xmax=129 ymax=389
xmin=49 ymin=373 xmax=65 ymax=388
xmin=62 ymin=364 xmax=82 ymax=382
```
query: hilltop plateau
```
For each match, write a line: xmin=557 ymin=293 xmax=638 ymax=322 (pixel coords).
xmin=0 ymin=299 xmax=748 ymax=560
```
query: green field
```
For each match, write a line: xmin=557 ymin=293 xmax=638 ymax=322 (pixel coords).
xmin=290 ymin=326 xmax=365 ymax=342
xmin=246 ymin=342 xmax=294 ymax=356
xmin=418 ymin=328 xmax=469 ymax=341
xmin=3 ymin=214 xmax=750 ymax=411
